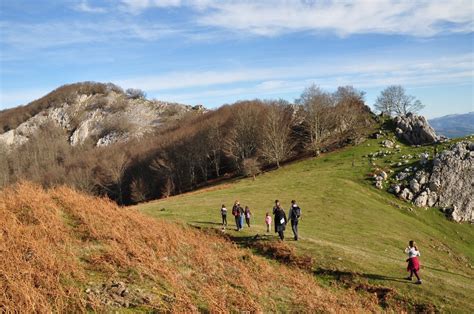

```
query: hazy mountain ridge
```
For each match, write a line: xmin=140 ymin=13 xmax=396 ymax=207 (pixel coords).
xmin=429 ymin=112 xmax=474 ymax=138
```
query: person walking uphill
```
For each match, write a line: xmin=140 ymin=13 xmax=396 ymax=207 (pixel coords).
xmin=273 ymin=200 xmax=281 ymax=232
xmin=273 ymin=202 xmax=287 ymax=240
xmin=405 ymin=240 xmax=422 ymax=284
xmin=232 ymin=201 xmax=243 ymax=231
xmin=288 ymin=200 xmax=301 ymax=241
xmin=244 ymin=206 xmax=251 ymax=227
xmin=220 ymin=204 xmax=228 ymax=228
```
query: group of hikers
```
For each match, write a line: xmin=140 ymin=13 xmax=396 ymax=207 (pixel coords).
xmin=219 ymin=200 xmax=423 ymax=284
xmin=220 ymin=199 xmax=302 ymax=241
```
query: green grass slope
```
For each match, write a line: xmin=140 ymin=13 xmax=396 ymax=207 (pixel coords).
xmin=138 ymin=136 xmax=474 ymax=312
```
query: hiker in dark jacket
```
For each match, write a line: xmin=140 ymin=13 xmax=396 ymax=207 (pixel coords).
xmin=244 ymin=206 xmax=251 ymax=227
xmin=272 ymin=200 xmax=281 ymax=232
xmin=273 ymin=203 xmax=287 ymax=240
xmin=288 ymin=200 xmax=301 ymax=241
xmin=232 ymin=201 xmax=242 ymax=231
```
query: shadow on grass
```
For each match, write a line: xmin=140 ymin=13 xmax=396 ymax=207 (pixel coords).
xmin=189 ymin=221 xmax=223 ymax=226
xmin=193 ymin=226 xmax=438 ymax=311
xmin=314 ymin=268 xmax=407 ymax=284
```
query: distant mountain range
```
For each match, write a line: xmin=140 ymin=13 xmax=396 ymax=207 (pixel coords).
xmin=429 ymin=112 xmax=474 ymax=138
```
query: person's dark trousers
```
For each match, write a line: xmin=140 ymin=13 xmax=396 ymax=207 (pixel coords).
xmin=222 ymin=215 xmax=227 ymax=226
xmin=278 ymin=230 xmax=284 ymax=240
xmin=235 ymin=216 xmax=240 ymax=230
xmin=245 ymin=218 xmax=250 ymax=227
xmin=291 ymin=220 xmax=298 ymax=240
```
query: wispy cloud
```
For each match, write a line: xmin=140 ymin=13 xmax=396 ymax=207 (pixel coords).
xmin=119 ymin=0 xmax=474 ymax=37
xmin=0 ymin=20 xmax=184 ymax=51
xmin=116 ymin=53 xmax=474 ymax=93
xmin=74 ymin=0 xmax=107 ymax=13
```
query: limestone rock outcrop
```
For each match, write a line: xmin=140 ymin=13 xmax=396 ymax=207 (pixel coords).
xmin=394 ymin=113 xmax=439 ymax=145
xmin=428 ymin=141 xmax=473 ymax=222
xmin=0 ymin=83 xmax=203 ymax=148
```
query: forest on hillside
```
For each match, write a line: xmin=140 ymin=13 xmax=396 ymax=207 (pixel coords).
xmin=0 ymin=83 xmax=375 ymax=204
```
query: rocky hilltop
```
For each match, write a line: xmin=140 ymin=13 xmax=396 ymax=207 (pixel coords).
xmin=373 ymin=113 xmax=473 ymax=223
xmin=0 ymin=82 xmax=203 ymax=148
xmin=394 ymin=112 xmax=440 ymax=145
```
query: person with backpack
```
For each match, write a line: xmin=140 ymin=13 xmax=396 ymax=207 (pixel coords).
xmin=220 ymin=204 xmax=228 ymax=228
xmin=232 ymin=201 xmax=242 ymax=231
xmin=244 ymin=206 xmax=251 ymax=227
xmin=405 ymin=240 xmax=422 ymax=284
xmin=273 ymin=202 xmax=287 ymax=240
xmin=288 ymin=200 xmax=301 ymax=241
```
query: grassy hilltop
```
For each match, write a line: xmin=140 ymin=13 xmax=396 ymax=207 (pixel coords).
xmin=138 ymin=135 xmax=474 ymax=312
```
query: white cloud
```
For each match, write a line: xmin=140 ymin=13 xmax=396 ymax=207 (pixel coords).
xmin=74 ymin=0 xmax=107 ymax=13
xmin=0 ymin=20 xmax=183 ymax=51
xmin=119 ymin=0 xmax=474 ymax=37
xmin=116 ymin=53 xmax=474 ymax=93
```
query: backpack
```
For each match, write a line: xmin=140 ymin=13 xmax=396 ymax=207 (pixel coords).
xmin=291 ymin=206 xmax=301 ymax=220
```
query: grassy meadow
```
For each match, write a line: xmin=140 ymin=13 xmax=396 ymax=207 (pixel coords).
xmin=138 ymin=136 xmax=474 ymax=312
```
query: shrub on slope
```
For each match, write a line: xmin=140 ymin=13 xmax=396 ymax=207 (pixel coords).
xmin=0 ymin=182 xmax=380 ymax=312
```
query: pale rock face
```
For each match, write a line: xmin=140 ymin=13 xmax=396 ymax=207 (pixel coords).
xmin=394 ymin=113 xmax=439 ymax=145
xmin=0 ymin=89 xmax=197 ymax=148
xmin=399 ymin=188 xmax=414 ymax=201
xmin=69 ymin=110 xmax=105 ymax=146
xmin=381 ymin=140 xmax=394 ymax=148
xmin=414 ymin=191 xmax=428 ymax=207
xmin=0 ymin=130 xmax=28 ymax=147
xmin=427 ymin=191 xmax=438 ymax=207
xmin=409 ymin=178 xmax=420 ymax=194
xmin=428 ymin=141 xmax=473 ymax=222
xmin=392 ymin=184 xmax=401 ymax=194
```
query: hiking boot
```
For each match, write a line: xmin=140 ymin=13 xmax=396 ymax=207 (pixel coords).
xmin=415 ymin=280 xmax=422 ymax=284
xmin=405 ymin=276 xmax=412 ymax=281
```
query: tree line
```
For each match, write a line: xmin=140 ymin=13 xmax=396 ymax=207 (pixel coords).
xmin=0 ymin=84 xmax=376 ymax=204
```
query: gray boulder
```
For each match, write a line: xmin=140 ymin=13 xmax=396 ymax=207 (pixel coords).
xmin=427 ymin=190 xmax=438 ymax=207
xmin=428 ymin=141 xmax=473 ymax=222
xmin=399 ymin=188 xmax=414 ymax=201
xmin=409 ymin=179 xmax=421 ymax=194
xmin=414 ymin=191 xmax=428 ymax=207
xmin=394 ymin=113 xmax=439 ymax=145
xmin=381 ymin=140 xmax=394 ymax=148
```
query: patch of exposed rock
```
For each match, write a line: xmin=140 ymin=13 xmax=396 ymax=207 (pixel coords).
xmin=0 ymin=84 xmax=203 ymax=148
xmin=429 ymin=141 xmax=473 ymax=222
xmin=85 ymin=280 xmax=157 ymax=309
xmin=394 ymin=113 xmax=440 ymax=145
xmin=391 ymin=141 xmax=473 ymax=223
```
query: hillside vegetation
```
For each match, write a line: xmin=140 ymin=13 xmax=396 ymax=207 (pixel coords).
xmin=138 ymin=135 xmax=474 ymax=312
xmin=1 ymin=182 xmax=385 ymax=312
xmin=0 ymin=83 xmax=374 ymax=206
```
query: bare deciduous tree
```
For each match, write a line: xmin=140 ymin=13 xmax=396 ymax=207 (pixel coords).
xmin=260 ymin=101 xmax=294 ymax=168
xmin=374 ymin=85 xmax=424 ymax=116
xmin=296 ymin=85 xmax=334 ymax=154
xmin=333 ymin=86 xmax=367 ymax=136
xmin=225 ymin=102 xmax=264 ymax=167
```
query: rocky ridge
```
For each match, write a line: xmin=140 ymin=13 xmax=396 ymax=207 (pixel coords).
xmin=370 ymin=114 xmax=473 ymax=223
xmin=0 ymin=83 xmax=203 ymax=148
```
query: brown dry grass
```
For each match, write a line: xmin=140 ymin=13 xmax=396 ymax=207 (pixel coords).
xmin=0 ymin=182 xmax=380 ymax=312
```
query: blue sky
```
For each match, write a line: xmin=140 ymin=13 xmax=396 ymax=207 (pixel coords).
xmin=0 ymin=0 xmax=473 ymax=118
